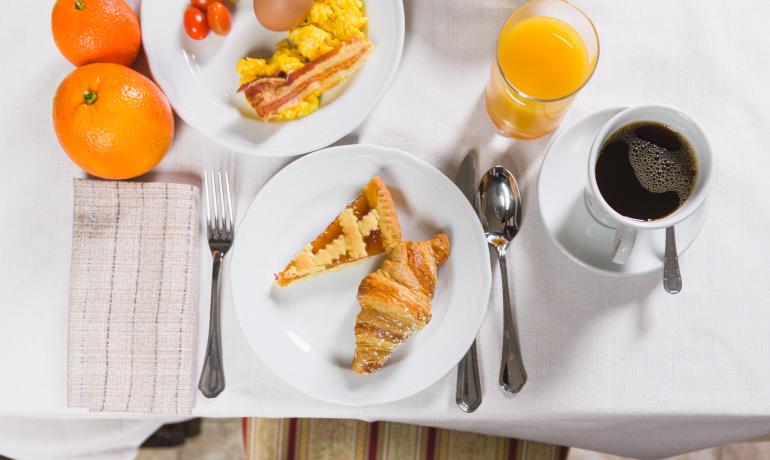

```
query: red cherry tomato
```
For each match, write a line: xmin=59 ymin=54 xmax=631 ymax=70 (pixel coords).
xmin=207 ymin=2 xmax=232 ymax=35
xmin=184 ymin=6 xmax=209 ymax=40
xmin=190 ymin=0 xmax=214 ymax=8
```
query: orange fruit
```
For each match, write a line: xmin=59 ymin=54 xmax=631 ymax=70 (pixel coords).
xmin=53 ymin=63 xmax=174 ymax=180
xmin=51 ymin=0 xmax=141 ymax=67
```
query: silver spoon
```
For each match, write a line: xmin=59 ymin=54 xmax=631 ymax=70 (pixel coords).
xmin=477 ymin=166 xmax=527 ymax=394
xmin=663 ymin=226 xmax=682 ymax=294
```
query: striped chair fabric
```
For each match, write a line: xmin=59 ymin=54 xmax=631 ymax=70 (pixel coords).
xmin=243 ymin=418 xmax=568 ymax=460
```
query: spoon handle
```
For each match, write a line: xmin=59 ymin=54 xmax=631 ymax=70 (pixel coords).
xmin=456 ymin=339 xmax=482 ymax=412
xmin=496 ymin=248 xmax=527 ymax=394
xmin=663 ymin=226 xmax=682 ymax=294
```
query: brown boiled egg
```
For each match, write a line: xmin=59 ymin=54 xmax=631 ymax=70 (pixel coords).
xmin=253 ymin=0 xmax=313 ymax=31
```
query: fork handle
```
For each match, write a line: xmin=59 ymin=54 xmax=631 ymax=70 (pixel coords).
xmin=199 ymin=251 xmax=225 ymax=398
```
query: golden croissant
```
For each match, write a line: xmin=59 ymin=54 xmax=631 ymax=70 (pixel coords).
xmin=352 ymin=233 xmax=451 ymax=374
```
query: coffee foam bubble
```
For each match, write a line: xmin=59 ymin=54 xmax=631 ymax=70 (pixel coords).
xmin=607 ymin=126 xmax=696 ymax=205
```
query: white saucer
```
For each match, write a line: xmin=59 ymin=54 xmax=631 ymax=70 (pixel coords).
xmin=537 ymin=107 xmax=708 ymax=276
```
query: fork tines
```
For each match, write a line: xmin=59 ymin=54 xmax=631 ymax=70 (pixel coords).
xmin=203 ymin=171 xmax=234 ymax=242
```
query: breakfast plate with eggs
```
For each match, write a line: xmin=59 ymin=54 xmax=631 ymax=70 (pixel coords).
xmin=141 ymin=0 xmax=404 ymax=156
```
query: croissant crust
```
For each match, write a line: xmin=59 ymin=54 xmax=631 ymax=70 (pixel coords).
xmin=352 ymin=233 xmax=450 ymax=374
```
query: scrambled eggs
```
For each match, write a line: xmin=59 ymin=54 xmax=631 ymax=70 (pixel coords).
xmin=237 ymin=0 xmax=368 ymax=120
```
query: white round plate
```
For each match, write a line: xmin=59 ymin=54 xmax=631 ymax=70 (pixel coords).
xmin=538 ymin=107 xmax=708 ymax=276
xmin=141 ymin=1 xmax=404 ymax=156
xmin=230 ymin=145 xmax=492 ymax=405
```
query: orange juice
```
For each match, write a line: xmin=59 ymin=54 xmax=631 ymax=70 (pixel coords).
xmin=485 ymin=3 xmax=598 ymax=139
xmin=499 ymin=16 xmax=589 ymax=100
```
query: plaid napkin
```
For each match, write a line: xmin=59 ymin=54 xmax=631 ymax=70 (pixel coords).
xmin=67 ymin=179 xmax=199 ymax=415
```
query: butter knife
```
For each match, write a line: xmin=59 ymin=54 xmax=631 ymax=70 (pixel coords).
xmin=455 ymin=151 xmax=482 ymax=413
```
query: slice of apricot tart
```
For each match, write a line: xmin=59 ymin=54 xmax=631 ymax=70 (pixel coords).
xmin=275 ymin=176 xmax=402 ymax=287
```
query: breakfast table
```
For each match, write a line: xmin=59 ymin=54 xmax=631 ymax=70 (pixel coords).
xmin=3 ymin=0 xmax=770 ymax=459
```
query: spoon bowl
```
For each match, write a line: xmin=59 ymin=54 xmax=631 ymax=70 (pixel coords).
xmin=477 ymin=167 xmax=522 ymax=249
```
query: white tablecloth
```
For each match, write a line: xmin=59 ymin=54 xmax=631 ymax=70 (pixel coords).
xmin=3 ymin=1 xmax=770 ymax=458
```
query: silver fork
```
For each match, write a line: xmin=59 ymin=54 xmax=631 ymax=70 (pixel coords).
xmin=198 ymin=171 xmax=234 ymax=398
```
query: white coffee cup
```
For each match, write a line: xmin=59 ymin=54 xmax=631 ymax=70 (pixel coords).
xmin=585 ymin=105 xmax=714 ymax=264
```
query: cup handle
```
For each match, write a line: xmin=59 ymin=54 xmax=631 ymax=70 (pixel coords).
xmin=612 ymin=225 xmax=637 ymax=264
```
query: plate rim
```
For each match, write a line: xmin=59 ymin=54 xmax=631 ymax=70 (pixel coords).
xmin=229 ymin=144 xmax=492 ymax=405
xmin=140 ymin=0 xmax=405 ymax=157
xmin=537 ymin=106 xmax=707 ymax=277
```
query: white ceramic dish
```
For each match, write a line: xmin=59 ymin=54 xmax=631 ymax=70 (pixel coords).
xmin=141 ymin=1 xmax=404 ymax=156
xmin=538 ymin=107 xmax=708 ymax=276
xmin=230 ymin=145 xmax=492 ymax=405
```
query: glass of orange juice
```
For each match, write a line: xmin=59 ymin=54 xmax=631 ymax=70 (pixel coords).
xmin=485 ymin=0 xmax=599 ymax=139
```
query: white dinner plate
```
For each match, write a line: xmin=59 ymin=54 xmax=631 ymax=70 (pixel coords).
xmin=230 ymin=145 xmax=491 ymax=405
xmin=141 ymin=1 xmax=404 ymax=156
xmin=538 ymin=107 xmax=708 ymax=276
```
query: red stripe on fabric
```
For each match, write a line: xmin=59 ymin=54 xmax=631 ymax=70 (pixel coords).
xmin=425 ymin=427 xmax=437 ymax=460
xmin=508 ymin=438 xmax=519 ymax=460
xmin=287 ymin=418 xmax=298 ymax=460
xmin=559 ymin=446 xmax=569 ymax=460
xmin=368 ymin=422 xmax=380 ymax=460
xmin=241 ymin=418 xmax=248 ymax=451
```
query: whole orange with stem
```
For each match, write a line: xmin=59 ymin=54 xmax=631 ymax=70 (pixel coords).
xmin=51 ymin=0 xmax=141 ymax=66
xmin=53 ymin=63 xmax=174 ymax=180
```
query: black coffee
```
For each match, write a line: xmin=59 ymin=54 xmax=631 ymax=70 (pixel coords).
xmin=595 ymin=121 xmax=697 ymax=221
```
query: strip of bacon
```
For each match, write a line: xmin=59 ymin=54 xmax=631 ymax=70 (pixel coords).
xmin=239 ymin=38 xmax=373 ymax=120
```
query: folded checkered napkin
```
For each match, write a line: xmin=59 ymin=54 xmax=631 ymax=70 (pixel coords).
xmin=67 ymin=179 xmax=199 ymax=414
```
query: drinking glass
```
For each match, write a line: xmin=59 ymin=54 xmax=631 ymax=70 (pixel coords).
xmin=485 ymin=0 xmax=599 ymax=139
